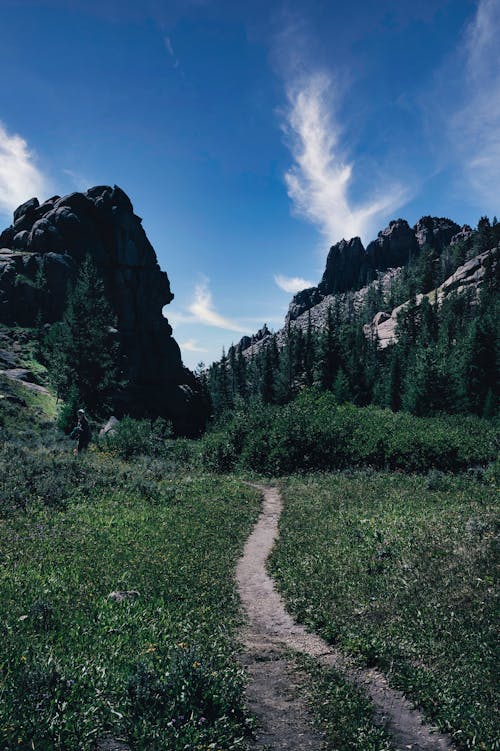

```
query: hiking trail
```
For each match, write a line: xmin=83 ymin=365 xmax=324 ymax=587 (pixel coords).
xmin=236 ymin=484 xmax=457 ymax=751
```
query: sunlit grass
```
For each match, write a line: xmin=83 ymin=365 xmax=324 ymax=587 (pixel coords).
xmin=270 ymin=471 xmax=499 ymax=751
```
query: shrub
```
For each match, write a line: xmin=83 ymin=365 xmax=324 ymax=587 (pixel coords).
xmin=102 ymin=417 xmax=172 ymax=459
xmin=199 ymin=389 xmax=498 ymax=475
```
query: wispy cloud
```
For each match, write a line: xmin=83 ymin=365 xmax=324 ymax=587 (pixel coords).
xmin=164 ymin=35 xmax=180 ymax=69
xmin=274 ymin=274 xmax=314 ymax=293
xmin=0 ymin=122 xmax=49 ymax=218
xmin=449 ymin=0 xmax=500 ymax=209
xmin=180 ymin=338 xmax=208 ymax=353
xmin=62 ymin=168 xmax=92 ymax=192
xmin=189 ymin=278 xmax=246 ymax=331
xmin=283 ymin=73 xmax=408 ymax=246
xmin=168 ymin=277 xmax=246 ymax=333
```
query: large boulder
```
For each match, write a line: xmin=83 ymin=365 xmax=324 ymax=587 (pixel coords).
xmin=0 ymin=185 xmax=208 ymax=434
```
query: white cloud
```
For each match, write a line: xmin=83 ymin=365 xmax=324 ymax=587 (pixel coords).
xmin=188 ymin=278 xmax=246 ymax=332
xmin=165 ymin=35 xmax=174 ymax=56
xmin=164 ymin=35 xmax=180 ymax=69
xmin=180 ymin=338 xmax=208 ymax=353
xmin=283 ymin=73 xmax=408 ymax=246
xmin=167 ymin=278 xmax=246 ymax=333
xmin=449 ymin=0 xmax=500 ymax=208
xmin=274 ymin=274 xmax=315 ymax=293
xmin=0 ymin=122 xmax=49 ymax=218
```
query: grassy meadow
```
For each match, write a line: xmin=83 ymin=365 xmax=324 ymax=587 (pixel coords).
xmin=270 ymin=472 xmax=499 ymax=751
xmin=0 ymin=413 xmax=260 ymax=750
xmin=1 ymin=376 xmax=498 ymax=750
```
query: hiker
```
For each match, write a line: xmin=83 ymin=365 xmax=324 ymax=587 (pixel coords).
xmin=70 ymin=409 xmax=91 ymax=455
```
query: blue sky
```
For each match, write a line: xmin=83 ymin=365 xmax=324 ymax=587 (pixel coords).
xmin=0 ymin=0 xmax=498 ymax=368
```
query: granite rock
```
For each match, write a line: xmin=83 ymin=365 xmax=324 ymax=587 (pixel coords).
xmin=0 ymin=186 xmax=207 ymax=434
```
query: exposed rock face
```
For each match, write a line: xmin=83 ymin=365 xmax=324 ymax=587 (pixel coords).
xmin=236 ymin=266 xmax=403 ymax=359
xmin=0 ymin=185 xmax=207 ymax=434
xmin=236 ymin=215 xmax=494 ymax=362
xmin=287 ymin=287 xmax=323 ymax=321
xmin=413 ymin=216 xmax=460 ymax=251
xmin=366 ymin=219 xmax=418 ymax=269
xmin=364 ymin=248 xmax=497 ymax=348
xmin=450 ymin=224 xmax=473 ymax=246
xmin=319 ymin=237 xmax=371 ymax=295
xmin=285 ymin=216 xmax=466 ymax=323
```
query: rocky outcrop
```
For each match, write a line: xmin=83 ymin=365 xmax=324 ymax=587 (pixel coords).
xmin=287 ymin=287 xmax=324 ymax=320
xmin=234 ymin=323 xmax=272 ymax=354
xmin=318 ymin=237 xmax=371 ymax=295
xmin=413 ymin=216 xmax=460 ymax=251
xmin=236 ymin=215 xmax=493 ymax=362
xmin=285 ymin=216 xmax=466 ymax=324
xmin=0 ymin=185 xmax=207 ymax=434
xmin=366 ymin=219 xmax=419 ymax=269
xmin=364 ymin=248 xmax=497 ymax=348
xmin=237 ymin=266 xmax=403 ymax=359
xmin=450 ymin=224 xmax=473 ymax=247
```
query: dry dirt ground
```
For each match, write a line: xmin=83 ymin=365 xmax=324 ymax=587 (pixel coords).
xmin=236 ymin=484 xmax=457 ymax=751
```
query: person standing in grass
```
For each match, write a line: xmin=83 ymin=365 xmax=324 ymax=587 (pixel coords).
xmin=70 ymin=408 xmax=91 ymax=455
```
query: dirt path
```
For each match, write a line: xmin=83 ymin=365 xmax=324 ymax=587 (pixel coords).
xmin=237 ymin=484 xmax=457 ymax=751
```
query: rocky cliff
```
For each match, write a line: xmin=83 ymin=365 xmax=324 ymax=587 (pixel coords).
xmin=287 ymin=217 xmax=464 ymax=320
xmin=363 ymin=248 xmax=497 ymax=348
xmin=235 ymin=215 xmax=494 ymax=358
xmin=0 ymin=185 xmax=207 ymax=434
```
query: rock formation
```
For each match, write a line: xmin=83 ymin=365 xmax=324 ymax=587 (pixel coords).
xmin=365 ymin=219 xmax=419 ymax=269
xmin=235 ymin=215 xmax=496 ymax=359
xmin=363 ymin=248 xmax=497 ymax=348
xmin=413 ymin=216 xmax=460 ymax=251
xmin=285 ymin=216 xmax=476 ymax=324
xmin=318 ymin=236 xmax=371 ymax=296
xmin=0 ymin=185 xmax=207 ymax=434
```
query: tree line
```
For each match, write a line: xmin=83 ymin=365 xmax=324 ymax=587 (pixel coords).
xmin=205 ymin=219 xmax=499 ymax=421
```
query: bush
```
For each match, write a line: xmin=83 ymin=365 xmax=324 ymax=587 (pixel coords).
xmin=0 ymin=444 xmax=87 ymax=513
xmin=101 ymin=416 xmax=173 ymax=459
xmin=199 ymin=389 xmax=498 ymax=475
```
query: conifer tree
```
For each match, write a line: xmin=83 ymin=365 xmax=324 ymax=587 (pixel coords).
xmin=44 ymin=256 xmax=124 ymax=412
xmin=333 ymin=368 xmax=350 ymax=404
xmin=317 ymin=306 xmax=340 ymax=390
xmin=260 ymin=344 xmax=275 ymax=403
xmin=304 ymin=312 xmax=315 ymax=387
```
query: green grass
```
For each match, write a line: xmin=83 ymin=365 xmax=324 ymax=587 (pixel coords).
xmin=294 ymin=655 xmax=393 ymax=751
xmin=0 ymin=372 xmax=58 ymax=426
xmin=269 ymin=472 xmax=499 ymax=751
xmin=0 ymin=456 xmax=260 ymax=750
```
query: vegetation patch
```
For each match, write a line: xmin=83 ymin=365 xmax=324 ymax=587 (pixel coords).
xmin=269 ymin=472 xmax=499 ymax=750
xmin=199 ymin=390 xmax=498 ymax=474
xmin=0 ymin=453 xmax=260 ymax=750
xmin=295 ymin=654 xmax=393 ymax=751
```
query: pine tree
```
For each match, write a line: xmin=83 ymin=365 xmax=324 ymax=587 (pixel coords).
xmin=274 ymin=321 xmax=294 ymax=403
xmin=317 ymin=306 xmax=340 ymax=390
xmin=235 ymin=351 xmax=248 ymax=400
xmin=260 ymin=344 xmax=275 ymax=403
xmin=333 ymin=368 xmax=350 ymax=404
xmin=304 ymin=312 xmax=315 ymax=387
xmin=43 ymin=256 xmax=124 ymax=412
